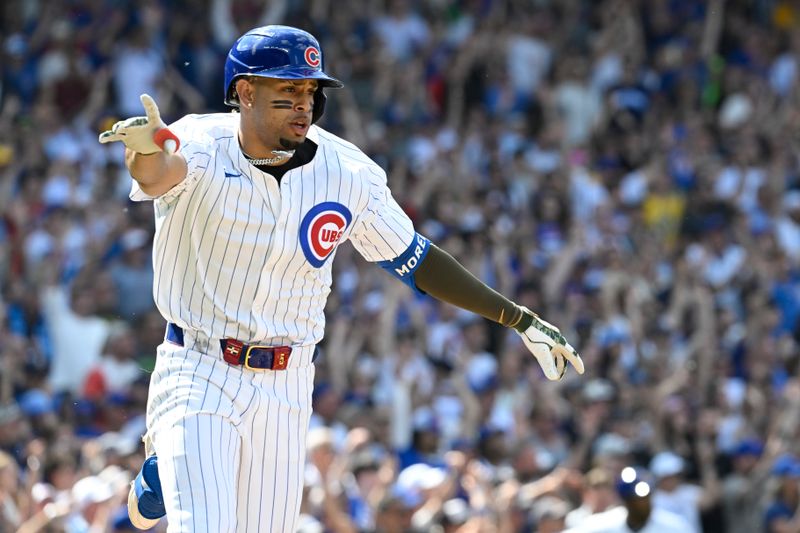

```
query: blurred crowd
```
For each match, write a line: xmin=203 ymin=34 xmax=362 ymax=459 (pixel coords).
xmin=1 ymin=0 xmax=800 ymax=531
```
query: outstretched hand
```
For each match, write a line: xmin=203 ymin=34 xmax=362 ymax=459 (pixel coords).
xmin=99 ymin=94 xmax=179 ymax=155
xmin=516 ymin=307 xmax=584 ymax=381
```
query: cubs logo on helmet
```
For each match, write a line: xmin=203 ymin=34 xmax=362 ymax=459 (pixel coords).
xmin=304 ymin=47 xmax=321 ymax=68
xmin=299 ymin=202 xmax=352 ymax=267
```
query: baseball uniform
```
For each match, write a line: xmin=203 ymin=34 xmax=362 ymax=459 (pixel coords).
xmin=110 ymin=24 xmax=584 ymax=533
xmin=135 ymin=112 xmax=420 ymax=532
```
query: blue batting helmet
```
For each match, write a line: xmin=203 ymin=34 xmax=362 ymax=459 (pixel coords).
xmin=224 ymin=25 xmax=343 ymax=123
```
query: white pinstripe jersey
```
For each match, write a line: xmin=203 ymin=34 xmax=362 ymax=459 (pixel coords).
xmin=130 ymin=112 xmax=416 ymax=346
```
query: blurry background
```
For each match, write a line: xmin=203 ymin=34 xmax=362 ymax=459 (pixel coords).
xmin=0 ymin=0 xmax=799 ymax=532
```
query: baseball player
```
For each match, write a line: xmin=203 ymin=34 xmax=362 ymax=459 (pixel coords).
xmin=98 ymin=25 xmax=584 ymax=532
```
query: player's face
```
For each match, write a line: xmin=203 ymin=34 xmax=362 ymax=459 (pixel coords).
xmin=248 ymin=78 xmax=318 ymax=151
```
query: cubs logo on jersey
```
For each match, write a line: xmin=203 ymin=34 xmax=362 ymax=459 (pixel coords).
xmin=299 ymin=202 xmax=352 ymax=267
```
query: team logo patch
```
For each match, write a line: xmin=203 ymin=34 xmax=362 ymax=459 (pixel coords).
xmin=304 ymin=46 xmax=321 ymax=68
xmin=299 ymin=202 xmax=352 ymax=267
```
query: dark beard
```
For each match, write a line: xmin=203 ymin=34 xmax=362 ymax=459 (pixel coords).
xmin=279 ymin=138 xmax=301 ymax=150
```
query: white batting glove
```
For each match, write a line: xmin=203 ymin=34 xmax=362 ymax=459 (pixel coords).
xmin=98 ymin=94 xmax=179 ymax=155
xmin=516 ymin=307 xmax=585 ymax=381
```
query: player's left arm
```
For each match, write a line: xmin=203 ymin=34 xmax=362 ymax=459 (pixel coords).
xmin=348 ymin=167 xmax=583 ymax=381
xmin=376 ymin=234 xmax=584 ymax=381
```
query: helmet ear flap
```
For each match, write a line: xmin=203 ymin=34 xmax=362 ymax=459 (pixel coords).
xmin=312 ymin=88 xmax=326 ymax=124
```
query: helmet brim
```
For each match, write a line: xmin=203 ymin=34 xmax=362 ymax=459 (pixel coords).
xmin=246 ymin=67 xmax=343 ymax=88
xmin=224 ymin=67 xmax=343 ymax=108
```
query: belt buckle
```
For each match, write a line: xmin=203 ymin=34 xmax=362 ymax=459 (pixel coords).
xmin=244 ymin=345 xmax=272 ymax=372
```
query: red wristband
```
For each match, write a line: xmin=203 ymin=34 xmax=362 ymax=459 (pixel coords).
xmin=153 ymin=128 xmax=180 ymax=154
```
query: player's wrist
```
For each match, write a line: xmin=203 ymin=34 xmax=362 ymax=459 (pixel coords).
xmin=508 ymin=304 xmax=534 ymax=333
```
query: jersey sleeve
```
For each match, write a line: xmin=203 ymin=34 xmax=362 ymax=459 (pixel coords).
xmin=129 ymin=115 xmax=214 ymax=203
xmin=348 ymin=166 xmax=417 ymax=262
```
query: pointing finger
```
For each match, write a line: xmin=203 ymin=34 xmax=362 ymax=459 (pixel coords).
xmin=560 ymin=344 xmax=585 ymax=374
xmin=140 ymin=94 xmax=162 ymax=125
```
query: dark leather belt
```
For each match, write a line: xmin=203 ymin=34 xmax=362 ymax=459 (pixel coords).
xmin=166 ymin=323 xmax=292 ymax=371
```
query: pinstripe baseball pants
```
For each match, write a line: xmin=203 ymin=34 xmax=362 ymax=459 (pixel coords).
xmin=145 ymin=332 xmax=316 ymax=532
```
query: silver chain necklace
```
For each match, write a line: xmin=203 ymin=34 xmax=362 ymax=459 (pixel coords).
xmin=243 ymin=150 xmax=295 ymax=166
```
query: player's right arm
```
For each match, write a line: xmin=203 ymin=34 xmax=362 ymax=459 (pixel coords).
xmin=125 ymin=148 xmax=187 ymax=197
xmin=99 ymin=94 xmax=187 ymax=197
